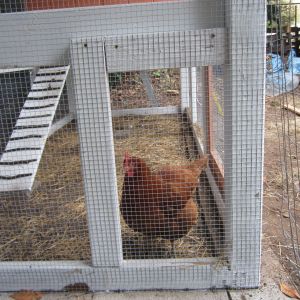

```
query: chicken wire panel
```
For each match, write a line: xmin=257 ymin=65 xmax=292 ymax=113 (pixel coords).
xmin=98 ymin=25 xmax=225 ymax=261
xmin=111 ymin=68 xmax=217 ymax=260
xmin=265 ymin=1 xmax=300 ymax=290
xmin=0 ymin=66 xmax=90 ymax=262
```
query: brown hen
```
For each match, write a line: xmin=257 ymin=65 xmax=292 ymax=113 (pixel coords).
xmin=120 ymin=153 xmax=208 ymax=256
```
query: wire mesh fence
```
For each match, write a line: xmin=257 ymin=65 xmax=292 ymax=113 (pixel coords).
xmin=109 ymin=69 xmax=222 ymax=259
xmin=0 ymin=0 xmax=168 ymax=12
xmin=0 ymin=68 xmax=90 ymax=261
xmin=265 ymin=0 xmax=300 ymax=290
xmin=0 ymin=0 xmax=265 ymax=292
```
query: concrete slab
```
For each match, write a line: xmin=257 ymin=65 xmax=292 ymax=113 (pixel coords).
xmin=93 ymin=291 xmax=228 ymax=300
xmin=0 ymin=293 xmax=90 ymax=300
xmin=92 ymin=291 xmax=228 ymax=300
xmin=0 ymin=291 xmax=228 ymax=300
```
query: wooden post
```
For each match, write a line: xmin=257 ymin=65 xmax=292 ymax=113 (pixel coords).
xmin=180 ymin=68 xmax=190 ymax=111
xmin=71 ymin=38 xmax=122 ymax=267
xmin=224 ymin=0 xmax=265 ymax=287
xmin=189 ymin=67 xmax=198 ymax=123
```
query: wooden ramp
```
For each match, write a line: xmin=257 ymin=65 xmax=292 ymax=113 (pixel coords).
xmin=0 ymin=66 xmax=70 ymax=192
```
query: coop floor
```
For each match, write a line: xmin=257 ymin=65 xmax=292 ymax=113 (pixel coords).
xmin=0 ymin=123 xmax=90 ymax=261
xmin=0 ymin=115 xmax=217 ymax=261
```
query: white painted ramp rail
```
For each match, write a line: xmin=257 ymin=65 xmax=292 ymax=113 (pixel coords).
xmin=0 ymin=65 xmax=70 ymax=192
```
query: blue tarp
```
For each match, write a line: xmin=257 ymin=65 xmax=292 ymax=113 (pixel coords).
xmin=266 ymin=51 xmax=299 ymax=96
xmin=288 ymin=49 xmax=300 ymax=74
xmin=266 ymin=53 xmax=284 ymax=74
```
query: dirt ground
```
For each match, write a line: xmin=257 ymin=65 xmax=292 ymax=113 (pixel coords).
xmin=263 ymin=89 xmax=300 ymax=290
xmin=110 ymin=70 xmax=180 ymax=110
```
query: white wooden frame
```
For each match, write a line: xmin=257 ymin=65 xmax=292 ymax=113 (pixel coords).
xmin=0 ymin=0 xmax=265 ymax=292
xmin=0 ymin=0 xmax=223 ymax=68
xmin=223 ymin=0 xmax=265 ymax=283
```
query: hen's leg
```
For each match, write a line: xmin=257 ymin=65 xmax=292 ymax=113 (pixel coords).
xmin=143 ymin=236 xmax=154 ymax=258
xmin=171 ymin=240 xmax=176 ymax=258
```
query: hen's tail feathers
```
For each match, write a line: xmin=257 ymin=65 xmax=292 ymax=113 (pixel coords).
xmin=190 ymin=155 xmax=209 ymax=176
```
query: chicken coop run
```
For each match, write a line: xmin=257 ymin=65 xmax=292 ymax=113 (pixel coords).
xmin=0 ymin=0 xmax=265 ymax=292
